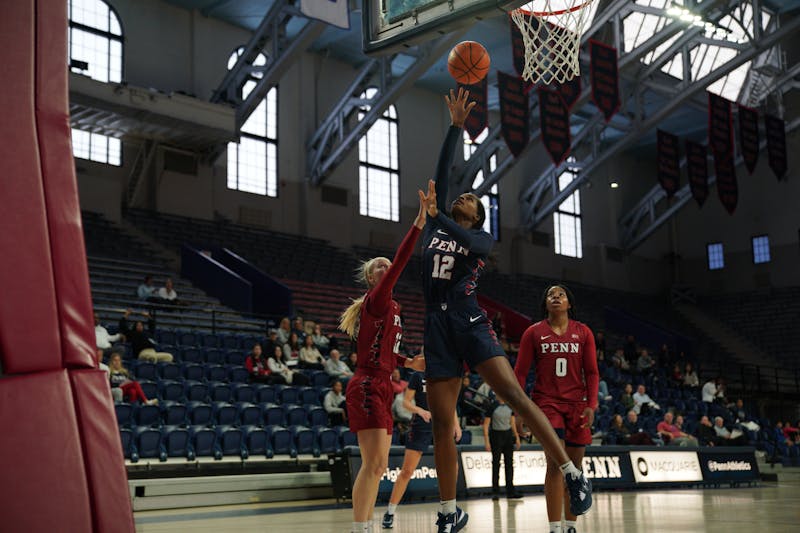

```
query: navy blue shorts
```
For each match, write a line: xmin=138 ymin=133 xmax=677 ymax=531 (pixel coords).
xmin=424 ymin=303 xmax=504 ymax=379
xmin=405 ymin=423 xmax=433 ymax=452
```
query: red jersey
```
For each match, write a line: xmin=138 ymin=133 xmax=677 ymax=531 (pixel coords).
xmin=514 ymin=319 xmax=599 ymax=409
xmin=355 ymin=226 xmax=421 ymax=376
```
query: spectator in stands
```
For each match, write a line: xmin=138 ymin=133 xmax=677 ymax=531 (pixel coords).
xmin=774 ymin=422 xmax=795 ymax=448
xmin=670 ymin=363 xmax=683 ymax=386
xmin=94 ymin=312 xmax=125 ymax=358
xmin=702 ymin=377 xmax=724 ymax=404
xmin=595 ymin=331 xmax=606 ymax=360
xmin=157 ymin=278 xmax=181 ymax=306
xmin=620 ymin=383 xmax=635 ymax=412
xmin=624 ymin=410 xmax=655 ymax=445
xmin=299 ymin=335 xmax=325 ymax=370
xmin=263 ymin=329 xmax=279 ymax=358
xmin=96 ymin=348 xmax=123 ymax=402
xmin=458 ymin=376 xmax=481 ymax=426
xmin=636 ymin=349 xmax=655 ymax=375
xmin=390 ymin=368 xmax=408 ymax=396
xmin=392 ymin=392 xmax=413 ymax=425
xmin=107 ymin=352 xmax=158 ymax=405
xmin=598 ymin=379 xmax=612 ymax=403
xmin=475 ymin=380 xmax=494 ymax=409
xmin=277 ymin=317 xmax=292 ymax=346
xmin=324 ymin=349 xmax=353 ymax=383
xmin=623 ymin=335 xmax=638 ymax=363
xmin=697 ymin=416 xmax=721 ymax=446
xmin=137 ymin=275 xmax=158 ymax=301
xmin=782 ymin=421 xmax=799 ymax=444
xmin=610 ymin=348 xmax=630 ymax=371
xmin=657 ymin=412 xmax=698 ymax=446
xmin=267 ymin=345 xmax=309 ymax=386
xmin=714 ymin=416 xmax=748 ymax=445
xmin=683 ymin=362 xmax=700 ymax=389
xmin=292 ymin=317 xmax=306 ymax=341
xmin=311 ymin=324 xmax=331 ymax=354
xmin=604 ymin=414 xmax=630 ymax=445
xmin=659 ymin=344 xmax=670 ymax=366
xmin=324 ymin=380 xmax=347 ymax=426
xmin=345 ymin=351 xmax=358 ymax=373
xmin=245 ymin=343 xmax=273 ymax=384
xmin=729 ymin=399 xmax=760 ymax=431
xmin=284 ymin=332 xmax=301 ymax=365
xmin=118 ymin=310 xmax=173 ymax=362
xmin=632 ymin=384 xmax=660 ymax=415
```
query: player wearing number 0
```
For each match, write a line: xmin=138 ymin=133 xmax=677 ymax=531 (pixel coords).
xmin=421 ymin=89 xmax=592 ymax=533
xmin=381 ymin=371 xmax=461 ymax=529
xmin=339 ymin=192 xmax=428 ymax=533
xmin=514 ymin=284 xmax=599 ymax=533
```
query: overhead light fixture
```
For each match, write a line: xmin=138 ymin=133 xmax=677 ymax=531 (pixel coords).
xmin=610 ymin=181 xmax=619 ymax=189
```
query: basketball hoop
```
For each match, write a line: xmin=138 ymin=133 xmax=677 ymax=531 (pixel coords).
xmin=509 ymin=1 xmax=595 ymax=84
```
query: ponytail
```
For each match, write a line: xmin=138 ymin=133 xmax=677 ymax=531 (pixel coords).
xmin=338 ymin=256 xmax=389 ymax=338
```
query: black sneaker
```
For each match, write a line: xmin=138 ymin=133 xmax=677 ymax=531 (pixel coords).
xmin=491 ymin=490 xmax=500 ymax=501
xmin=436 ymin=507 xmax=468 ymax=533
xmin=506 ymin=491 xmax=524 ymax=500
xmin=565 ymin=470 xmax=593 ymax=516
xmin=566 ymin=527 xmax=577 ymax=533
xmin=382 ymin=511 xmax=394 ymax=529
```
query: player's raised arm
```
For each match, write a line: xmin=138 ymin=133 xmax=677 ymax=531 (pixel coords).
xmin=433 ymin=88 xmax=476 ymax=213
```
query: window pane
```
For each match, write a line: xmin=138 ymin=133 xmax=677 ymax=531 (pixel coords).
xmin=752 ymin=235 xmax=770 ymax=264
xmin=707 ymin=243 xmax=724 ymax=270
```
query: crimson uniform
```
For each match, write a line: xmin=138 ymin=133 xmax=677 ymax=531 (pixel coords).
xmin=347 ymin=225 xmax=420 ymax=434
xmin=514 ymin=320 xmax=599 ymax=445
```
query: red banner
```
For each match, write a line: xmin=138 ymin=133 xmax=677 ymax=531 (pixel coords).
xmin=714 ymin=150 xmax=738 ymax=215
xmin=558 ymin=75 xmax=582 ymax=112
xmin=738 ymin=105 xmax=759 ymax=174
xmin=538 ymin=87 xmax=571 ymax=165
xmin=765 ymin=114 xmax=787 ymax=180
xmin=686 ymin=140 xmax=708 ymax=207
xmin=708 ymin=93 xmax=733 ymax=157
xmin=458 ymin=76 xmax=489 ymax=142
xmin=498 ymin=71 xmax=530 ymax=158
xmin=589 ymin=40 xmax=619 ymax=122
xmin=657 ymin=130 xmax=680 ymax=197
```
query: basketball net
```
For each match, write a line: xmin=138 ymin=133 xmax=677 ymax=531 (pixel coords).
xmin=510 ymin=0 xmax=594 ymax=84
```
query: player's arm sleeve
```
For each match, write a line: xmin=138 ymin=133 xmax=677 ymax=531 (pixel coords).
xmin=364 ymin=225 xmax=422 ymax=317
xmin=514 ymin=327 xmax=535 ymax=391
xmin=433 ymin=126 xmax=462 ymax=213
xmin=583 ymin=325 xmax=600 ymax=410
xmin=429 ymin=214 xmax=493 ymax=256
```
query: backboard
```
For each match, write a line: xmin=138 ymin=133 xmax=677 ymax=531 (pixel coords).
xmin=363 ymin=0 xmax=528 ymax=54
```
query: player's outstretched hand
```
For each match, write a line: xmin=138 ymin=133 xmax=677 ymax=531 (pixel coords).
xmin=414 ymin=189 xmax=427 ymax=229
xmin=580 ymin=407 xmax=595 ymax=428
xmin=445 ymin=87 xmax=477 ymax=128
xmin=424 ymin=179 xmax=438 ymax=218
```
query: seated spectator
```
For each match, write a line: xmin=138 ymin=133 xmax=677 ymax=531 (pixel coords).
xmin=108 ymin=352 xmax=158 ymax=405
xmin=458 ymin=376 xmax=482 ymax=425
xmin=345 ymin=351 xmax=358 ymax=372
xmin=324 ymin=349 xmax=353 ymax=383
xmin=298 ymin=335 xmax=325 ymax=370
xmin=276 ymin=317 xmax=292 ymax=347
xmin=729 ymin=398 xmax=760 ymax=431
xmin=595 ymin=331 xmax=606 ymax=361
xmin=697 ymin=415 xmax=722 ymax=446
xmin=632 ymin=384 xmax=660 ymax=415
xmin=604 ymin=414 xmax=631 ymax=445
xmin=157 ymin=278 xmax=182 ymax=306
xmin=245 ymin=343 xmax=274 ymax=384
xmin=311 ymin=324 xmax=330 ymax=354
xmin=118 ymin=310 xmax=173 ymax=362
xmin=670 ymin=363 xmax=683 ymax=386
xmin=598 ymin=379 xmax=612 ymax=403
xmin=267 ymin=345 xmax=309 ymax=386
xmin=714 ymin=416 xmax=748 ymax=446
xmin=620 ymin=383 xmax=635 ymax=412
xmin=774 ymin=422 xmax=795 ymax=447
xmin=610 ymin=348 xmax=630 ymax=371
xmin=657 ymin=412 xmax=698 ymax=446
xmin=475 ymin=380 xmax=494 ymax=409
xmin=263 ymin=329 xmax=279 ymax=358
xmin=136 ymin=275 xmax=158 ymax=302
xmin=96 ymin=348 xmax=123 ymax=402
xmin=390 ymin=368 xmax=408 ymax=396
xmin=323 ymin=380 xmax=347 ymax=426
xmin=702 ymin=377 xmax=725 ymax=404
xmin=636 ymin=349 xmax=655 ymax=375
xmin=95 ymin=312 xmax=125 ymax=357
xmin=392 ymin=392 xmax=413 ymax=425
xmin=624 ymin=410 xmax=655 ymax=445
xmin=292 ymin=317 xmax=306 ymax=341
xmin=782 ymin=421 xmax=799 ymax=444
xmin=683 ymin=362 xmax=699 ymax=389
xmin=283 ymin=332 xmax=301 ymax=366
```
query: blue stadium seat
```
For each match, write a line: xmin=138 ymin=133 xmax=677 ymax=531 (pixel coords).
xmin=459 ymin=431 xmax=472 ymax=445
xmin=135 ymin=361 xmax=158 ymax=381
xmin=261 ymin=403 xmax=285 ymax=426
xmin=139 ymin=380 xmax=158 ymax=400
xmin=182 ymin=362 xmax=205 ymax=382
xmin=160 ymin=380 xmax=185 ymax=402
xmin=226 ymin=351 xmax=246 ymax=366
xmin=161 ymin=401 xmax=188 ymax=425
xmin=216 ymin=426 xmax=247 ymax=458
xmin=254 ymin=384 xmax=276 ymax=404
xmin=307 ymin=406 xmax=328 ymax=427
xmin=213 ymin=402 xmax=238 ymax=425
xmin=299 ymin=386 xmax=319 ymax=406
xmin=161 ymin=425 xmax=194 ymax=460
xmin=316 ymin=387 xmax=331 ymax=405
xmin=337 ymin=426 xmax=358 ymax=448
xmin=179 ymin=331 xmax=198 ymax=347
xmin=231 ymin=383 xmax=255 ymax=403
xmin=159 ymin=362 xmax=182 ymax=380
xmin=187 ymin=401 xmax=213 ymax=425
xmin=136 ymin=426 xmax=165 ymax=461
xmin=205 ymin=348 xmax=225 ymax=365
xmin=290 ymin=426 xmax=319 ymax=456
xmin=228 ymin=366 xmax=250 ymax=384
xmin=185 ymin=380 xmax=208 ymax=402
xmin=136 ymin=403 xmax=161 ymax=427
xmin=266 ymin=425 xmax=296 ymax=457
xmin=279 ymin=386 xmax=300 ymax=405
xmin=201 ymin=333 xmax=221 ymax=349
xmin=115 ymin=402 xmax=133 ymax=427
xmin=272 ymin=384 xmax=287 ymax=403
xmin=209 ymin=381 xmax=233 ymax=403
xmin=205 ymin=365 xmax=228 ymax=382
xmin=313 ymin=426 xmax=340 ymax=454
xmin=283 ymin=404 xmax=308 ymax=427
xmin=119 ymin=428 xmax=138 ymax=462
xmin=391 ymin=427 xmax=401 ymax=445
xmin=221 ymin=335 xmax=242 ymax=351
xmin=190 ymin=425 xmax=220 ymax=459
xmin=181 ymin=347 xmax=203 ymax=364
xmin=238 ymin=402 xmax=262 ymax=426
xmin=242 ymin=425 xmax=273 ymax=458
xmin=156 ymin=330 xmax=177 ymax=346
xmin=310 ymin=371 xmax=331 ymax=387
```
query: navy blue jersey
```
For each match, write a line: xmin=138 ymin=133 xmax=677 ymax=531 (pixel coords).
xmin=422 ymin=126 xmax=494 ymax=307
xmin=408 ymin=371 xmax=428 ymax=412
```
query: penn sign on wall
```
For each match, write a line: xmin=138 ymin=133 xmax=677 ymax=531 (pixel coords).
xmin=629 ymin=451 xmax=702 ymax=483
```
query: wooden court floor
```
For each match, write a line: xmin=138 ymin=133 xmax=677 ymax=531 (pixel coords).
xmin=135 ymin=481 xmax=800 ymax=532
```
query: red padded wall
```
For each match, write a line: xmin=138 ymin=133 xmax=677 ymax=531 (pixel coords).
xmin=35 ymin=0 xmax=95 ymax=369
xmin=70 ymin=370 xmax=135 ymax=532
xmin=0 ymin=371 xmax=93 ymax=532
xmin=0 ymin=0 xmax=62 ymax=373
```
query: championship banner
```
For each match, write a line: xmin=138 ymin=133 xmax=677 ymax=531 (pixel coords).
xmin=458 ymin=76 xmax=489 ymax=141
xmin=765 ymin=114 xmax=787 ymax=180
xmin=708 ymin=93 xmax=733 ymax=156
xmin=498 ymin=71 xmax=530 ymax=158
xmin=657 ymin=130 xmax=680 ymax=197
xmin=686 ymin=140 xmax=709 ymax=207
xmin=558 ymin=75 xmax=582 ymax=112
xmin=738 ymin=105 xmax=759 ymax=174
xmin=537 ymin=87 xmax=571 ymax=165
xmin=510 ymin=13 xmax=528 ymax=80
xmin=589 ymin=40 xmax=620 ymax=122
xmin=714 ymin=150 xmax=738 ymax=215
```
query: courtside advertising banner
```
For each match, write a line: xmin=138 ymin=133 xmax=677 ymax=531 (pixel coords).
xmin=629 ymin=451 xmax=702 ymax=483
xmin=349 ymin=448 xmax=450 ymax=499
xmin=698 ymin=449 xmax=759 ymax=483
xmin=461 ymin=450 xmax=547 ymax=488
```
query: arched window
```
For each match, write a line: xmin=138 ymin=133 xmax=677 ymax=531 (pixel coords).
xmin=226 ymin=48 xmax=278 ymax=197
xmin=358 ymin=88 xmax=400 ymax=222
xmin=68 ymin=0 xmax=123 ymax=83
xmin=553 ymin=157 xmax=582 ymax=259
xmin=463 ymin=130 xmax=500 ymax=240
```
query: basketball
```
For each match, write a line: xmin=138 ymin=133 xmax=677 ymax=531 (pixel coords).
xmin=447 ymin=41 xmax=490 ymax=85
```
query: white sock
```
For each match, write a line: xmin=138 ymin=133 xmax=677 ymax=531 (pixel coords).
xmin=549 ymin=522 xmax=562 ymax=533
xmin=440 ymin=499 xmax=457 ymax=515
xmin=564 ymin=520 xmax=577 ymax=531
xmin=387 ymin=503 xmax=398 ymax=515
xmin=352 ymin=521 xmax=369 ymax=532
xmin=560 ymin=461 xmax=580 ymax=477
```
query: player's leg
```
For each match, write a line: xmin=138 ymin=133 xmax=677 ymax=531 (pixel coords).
xmin=502 ymin=432 xmax=519 ymax=498
xmin=352 ymin=428 xmax=393 ymax=531
xmin=545 ymin=441 xmax=567 ymax=532
xmin=383 ymin=448 xmax=423 ymax=528
xmin=489 ymin=430 xmax=501 ymax=498
xmin=562 ymin=445 xmax=586 ymax=533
